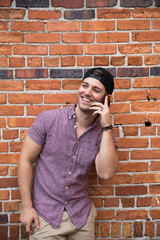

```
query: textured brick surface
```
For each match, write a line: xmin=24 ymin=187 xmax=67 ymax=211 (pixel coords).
xmin=0 ymin=1 xmax=160 ymax=239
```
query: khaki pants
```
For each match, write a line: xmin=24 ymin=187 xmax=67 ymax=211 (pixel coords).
xmin=29 ymin=203 xmax=97 ymax=240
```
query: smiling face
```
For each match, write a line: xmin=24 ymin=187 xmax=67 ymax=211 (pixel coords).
xmin=77 ymin=77 xmax=106 ymax=112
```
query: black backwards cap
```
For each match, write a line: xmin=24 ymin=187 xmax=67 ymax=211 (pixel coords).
xmin=83 ymin=67 xmax=114 ymax=94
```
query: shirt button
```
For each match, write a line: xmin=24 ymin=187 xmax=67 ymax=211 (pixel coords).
xmin=66 ymin=186 xmax=68 ymax=189
xmin=72 ymin=156 xmax=75 ymax=159
xmin=74 ymin=125 xmax=76 ymax=128
xmin=65 ymin=201 xmax=68 ymax=205
xmin=68 ymin=172 xmax=71 ymax=175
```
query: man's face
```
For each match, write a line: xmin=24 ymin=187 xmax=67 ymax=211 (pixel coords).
xmin=77 ymin=77 xmax=106 ymax=112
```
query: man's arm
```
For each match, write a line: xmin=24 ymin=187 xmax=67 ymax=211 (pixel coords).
xmin=18 ymin=134 xmax=42 ymax=234
xmin=90 ymin=96 xmax=119 ymax=179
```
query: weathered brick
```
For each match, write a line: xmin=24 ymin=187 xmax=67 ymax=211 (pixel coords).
xmin=117 ymin=67 xmax=149 ymax=77
xmin=27 ymin=57 xmax=42 ymax=67
xmin=133 ymin=8 xmax=160 ymax=18
xmin=16 ymin=0 xmax=49 ymax=7
xmin=87 ymin=0 xmax=116 ymax=7
xmin=114 ymin=113 xmax=147 ymax=125
xmin=133 ymin=77 xmax=160 ymax=88
xmin=97 ymin=9 xmax=131 ymax=19
xmin=28 ymin=10 xmax=61 ymax=20
xmin=100 ymin=174 xmax=132 ymax=185
xmin=8 ymin=94 xmax=42 ymax=104
xmin=4 ymin=201 xmax=19 ymax=212
xmin=0 ymin=45 xmax=12 ymax=55
xmin=97 ymin=210 xmax=114 ymax=220
xmin=77 ymin=56 xmax=92 ymax=66
xmin=91 ymin=198 xmax=103 ymax=208
xmin=137 ymin=197 xmax=151 ymax=207
xmin=0 ymin=142 xmax=8 ymax=152
xmin=14 ymin=45 xmax=48 ymax=55
xmin=144 ymin=55 xmax=160 ymax=65
xmin=140 ymin=126 xmax=156 ymax=136
xmin=120 ymin=0 xmax=152 ymax=7
xmin=0 ymin=32 xmax=24 ymax=43
xmin=0 ymin=154 xmax=19 ymax=164
xmin=11 ymin=190 xmax=20 ymax=200
xmin=0 ymin=178 xmax=18 ymax=188
xmin=117 ymin=19 xmax=150 ymax=30
xmin=131 ymin=150 xmax=160 ymax=160
xmin=3 ymin=130 xmax=18 ymax=140
xmin=26 ymin=33 xmax=59 ymax=43
xmin=154 ymin=43 xmax=160 ymax=53
xmin=47 ymin=21 xmax=79 ymax=32
xmin=152 ymin=19 xmax=160 ymax=29
xmin=50 ymin=45 xmax=83 ymax=55
xmin=114 ymin=90 xmax=147 ymax=102
xmin=121 ymin=198 xmax=134 ymax=208
xmin=100 ymin=222 xmax=110 ymax=238
xmin=51 ymin=0 xmax=83 ymax=8
xmin=62 ymin=33 xmax=94 ymax=43
xmin=114 ymin=78 xmax=131 ymax=89
xmin=44 ymin=93 xmax=77 ymax=104
xmin=151 ymin=67 xmax=160 ymax=76
xmin=0 ymin=21 xmax=8 ymax=30
xmin=123 ymin=126 xmax=138 ymax=136
xmin=116 ymin=210 xmax=148 ymax=220
xmin=0 ymin=80 xmax=23 ymax=91
xmin=10 ymin=225 xmax=19 ymax=240
xmin=123 ymin=222 xmax=132 ymax=238
xmin=104 ymin=197 xmax=119 ymax=207
xmin=26 ymin=80 xmax=60 ymax=90
xmin=82 ymin=20 xmax=115 ymax=31
xmin=0 ymin=94 xmax=6 ymax=104
xmin=26 ymin=105 xmax=59 ymax=116
xmin=111 ymin=222 xmax=121 ymax=238
xmin=10 ymin=166 xmax=18 ymax=176
xmin=15 ymin=69 xmax=48 ymax=79
xmin=62 ymin=80 xmax=81 ymax=90
xmin=133 ymin=173 xmax=160 ymax=184
xmin=50 ymin=69 xmax=82 ymax=78
xmin=132 ymin=102 xmax=160 ymax=112
xmin=0 ymin=118 xmax=6 ymax=128
xmin=128 ymin=56 xmax=143 ymax=66
xmin=111 ymin=56 xmax=125 ymax=66
xmin=89 ymin=186 xmax=114 ymax=196
xmin=134 ymin=221 xmax=143 ymax=237
xmin=150 ymin=209 xmax=160 ymax=219
xmin=0 ymin=9 xmax=25 ymax=19
xmin=11 ymin=21 xmax=45 ymax=31
xmin=0 ymin=70 xmax=13 ymax=79
xmin=10 ymin=141 xmax=23 ymax=152
xmin=116 ymin=186 xmax=147 ymax=196
xmin=0 ymin=214 xmax=8 ymax=224
xmin=0 ymin=166 xmax=8 ymax=176
xmin=0 ymin=106 xmax=24 ymax=116
xmin=110 ymin=103 xmax=130 ymax=114
xmin=7 ymin=117 xmax=35 ymax=128
xmin=44 ymin=57 xmax=59 ymax=67
xmin=157 ymin=221 xmax=160 ymax=236
xmin=64 ymin=10 xmax=95 ymax=20
xmin=0 ymin=190 xmax=9 ymax=200
xmin=155 ymin=0 xmax=160 ymax=6
xmin=0 ymin=0 xmax=12 ymax=7
xmin=133 ymin=31 xmax=160 ymax=42
xmin=151 ymin=137 xmax=160 ymax=147
xmin=97 ymin=32 xmax=129 ymax=43
xmin=150 ymin=161 xmax=160 ymax=171
xmin=94 ymin=56 xmax=109 ymax=66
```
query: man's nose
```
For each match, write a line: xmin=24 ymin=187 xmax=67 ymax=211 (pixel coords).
xmin=85 ymin=87 xmax=92 ymax=96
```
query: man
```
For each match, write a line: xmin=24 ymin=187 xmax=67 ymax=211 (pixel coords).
xmin=18 ymin=67 xmax=119 ymax=240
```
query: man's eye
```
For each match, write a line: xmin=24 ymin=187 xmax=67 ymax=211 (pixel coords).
xmin=94 ymin=89 xmax=100 ymax=93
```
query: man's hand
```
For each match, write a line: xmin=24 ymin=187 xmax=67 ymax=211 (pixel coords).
xmin=20 ymin=207 xmax=40 ymax=234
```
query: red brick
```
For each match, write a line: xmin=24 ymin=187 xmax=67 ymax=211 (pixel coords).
xmin=133 ymin=173 xmax=160 ymax=184
xmin=100 ymin=174 xmax=132 ymax=185
xmin=26 ymin=80 xmax=60 ymax=90
xmin=10 ymin=225 xmax=19 ymax=240
xmin=91 ymin=198 xmax=103 ymax=208
xmin=134 ymin=221 xmax=143 ymax=237
xmin=0 ymin=178 xmax=18 ymax=188
xmin=131 ymin=101 xmax=160 ymax=112
xmin=117 ymin=19 xmax=150 ymax=30
xmin=10 ymin=166 xmax=18 ymax=176
xmin=140 ymin=126 xmax=156 ymax=136
xmin=144 ymin=55 xmax=160 ymax=65
xmin=89 ymin=186 xmax=113 ymax=196
xmin=114 ymin=78 xmax=131 ymax=89
xmin=62 ymin=33 xmax=94 ymax=43
xmin=132 ymin=150 xmax=160 ymax=160
xmin=27 ymin=57 xmax=42 ymax=67
xmin=0 ymin=142 xmax=8 ymax=152
xmin=97 ymin=32 xmax=129 ymax=43
xmin=133 ymin=8 xmax=160 ymax=18
xmin=28 ymin=10 xmax=61 ymax=20
xmin=145 ymin=221 xmax=155 ymax=237
xmin=8 ymin=94 xmax=42 ymax=104
xmin=0 ymin=0 xmax=12 ymax=7
xmin=14 ymin=45 xmax=48 ymax=55
xmin=152 ymin=19 xmax=160 ymax=29
xmin=116 ymin=186 xmax=147 ymax=196
xmin=4 ymin=201 xmax=19 ymax=212
xmin=128 ymin=56 xmax=143 ymax=66
xmin=0 ymin=32 xmax=24 ymax=43
xmin=15 ymin=69 xmax=48 ymax=79
xmin=119 ymin=43 xmax=151 ymax=54
xmin=11 ymin=190 xmax=20 ymax=200
xmin=77 ymin=56 xmax=92 ymax=66
xmin=114 ymin=113 xmax=147 ymax=125
xmin=0 ymin=45 xmax=12 ymax=55
xmin=104 ymin=197 xmax=119 ymax=207
xmin=151 ymin=137 xmax=160 ymax=147
xmin=0 ymin=166 xmax=8 ymax=176
xmin=62 ymin=80 xmax=81 ymax=90
xmin=110 ymin=103 xmax=130 ymax=114
xmin=133 ymin=77 xmax=160 ymax=88
xmin=82 ymin=20 xmax=115 ymax=31
xmin=0 ymin=57 xmax=8 ymax=67
xmin=0 ymin=106 xmax=24 ymax=116
xmin=154 ymin=43 xmax=160 ymax=52
xmin=117 ymin=162 xmax=148 ymax=173
xmin=47 ymin=21 xmax=80 ymax=31
xmin=44 ymin=93 xmax=77 ymax=104
xmin=111 ymin=56 xmax=125 ymax=66
xmin=149 ymin=113 xmax=160 ymax=124
xmin=0 ymin=154 xmax=19 ymax=164
xmin=85 ymin=44 xmax=116 ymax=54
xmin=121 ymin=198 xmax=134 ymax=208
xmin=0 ymin=118 xmax=6 ymax=128
xmin=7 ymin=117 xmax=35 ymax=128
xmin=116 ymin=210 xmax=148 ymax=220
xmin=9 ymin=57 xmax=25 ymax=67
xmin=0 ymin=190 xmax=9 ymax=200
xmin=149 ymin=89 xmax=160 ymax=100
xmin=150 ymin=209 xmax=160 ymax=219
xmin=150 ymin=161 xmax=160 ymax=171
xmin=10 ymin=141 xmax=22 ymax=152
xmin=117 ymin=151 xmax=128 ymax=162
xmin=61 ymin=56 xmax=75 ymax=67
xmin=100 ymin=222 xmax=110 ymax=238
xmin=123 ymin=126 xmax=138 ymax=136
xmin=137 ymin=197 xmax=151 ymax=207
xmin=0 ymin=94 xmax=6 ymax=104
xmin=97 ymin=210 xmax=114 ymax=220
xmin=97 ymin=9 xmax=131 ymax=19
xmin=26 ymin=33 xmax=59 ymax=43
xmin=133 ymin=31 xmax=160 ymax=42
xmin=114 ymin=90 xmax=147 ymax=102
xmin=0 ymin=80 xmax=23 ymax=91
xmin=94 ymin=56 xmax=109 ymax=66
xmin=0 ymin=226 xmax=8 ymax=240
xmin=10 ymin=213 xmax=20 ymax=223
xmin=44 ymin=57 xmax=59 ymax=67
xmin=50 ymin=45 xmax=83 ymax=55
xmin=51 ymin=0 xmax=83 ymax=8
xmin=117 ymin=138 xmax=148 ymax=149
xmin=11 ymin=21 xmax=45 ymax=31
xmin=0 ymin=9 xmax=25 ymax=19
xmin=26 ymin=106 xmax=59 ymax=116
xmin=123 ymin=222 xmax=132 ymax=238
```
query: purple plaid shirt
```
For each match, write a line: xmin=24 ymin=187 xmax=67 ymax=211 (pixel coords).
xmin=28 ymin=105 xmax=117 ymax=229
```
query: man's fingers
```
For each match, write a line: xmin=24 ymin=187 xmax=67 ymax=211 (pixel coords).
xmin=26 ymin=223 xmax=34 ymax=234
xmin=34 ymin=215 xmax=40 ymax=229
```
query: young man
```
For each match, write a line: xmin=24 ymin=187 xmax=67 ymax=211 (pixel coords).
xmin=18 ymin=67 xmax=119 ymax=240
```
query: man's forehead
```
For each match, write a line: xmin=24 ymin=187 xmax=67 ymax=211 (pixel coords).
xmin=83 ymin=77 xmax=105 ymax=90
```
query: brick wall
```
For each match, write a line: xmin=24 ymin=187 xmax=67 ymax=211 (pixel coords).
xmin=0 ymin=0 xmax=160 ymax=239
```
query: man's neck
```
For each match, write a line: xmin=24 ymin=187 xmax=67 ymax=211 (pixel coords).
xmin=75 ymin=105 xmax=96 ymax=129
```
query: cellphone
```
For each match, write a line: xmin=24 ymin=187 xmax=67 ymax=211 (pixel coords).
xmin=100 ymin=94 xmax=110 ymax=106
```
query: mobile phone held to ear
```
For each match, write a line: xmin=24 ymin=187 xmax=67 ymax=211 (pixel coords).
xmin=100 ymin=94 xmax=110 ymax=106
